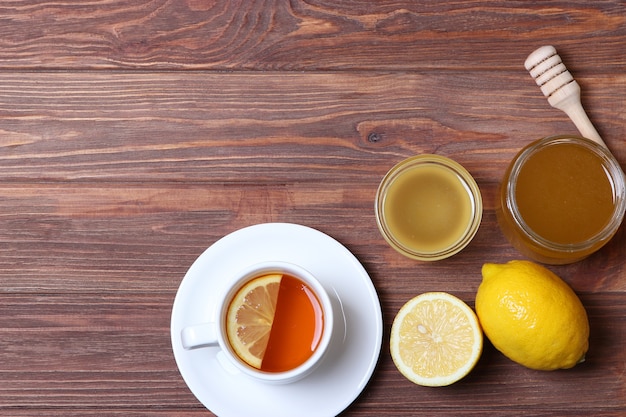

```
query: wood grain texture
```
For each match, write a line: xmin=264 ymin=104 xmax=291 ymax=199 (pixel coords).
xmin=0 ymin=293 xmax=624 ymax=413
xmin=0 ymin=1 xmax=624 ymax=416
xmin=0 ymin=72 xmax=623 ymax=183
xmin=0 ymin=1 xmax=624 ymax=72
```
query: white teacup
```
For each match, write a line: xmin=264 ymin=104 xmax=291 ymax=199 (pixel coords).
xmin=181 ymin=261 xmax=334 ymax=384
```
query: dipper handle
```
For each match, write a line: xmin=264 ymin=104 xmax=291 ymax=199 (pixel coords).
xmin=524 ymin=45 xmax=607 ymax=149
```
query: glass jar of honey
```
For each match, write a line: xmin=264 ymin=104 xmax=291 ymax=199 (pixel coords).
xmin=498 ymin=135 xmax=626 ymax=264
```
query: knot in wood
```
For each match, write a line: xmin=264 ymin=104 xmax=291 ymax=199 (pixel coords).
xmin=367 ymin=132 xmax=383 ymax=143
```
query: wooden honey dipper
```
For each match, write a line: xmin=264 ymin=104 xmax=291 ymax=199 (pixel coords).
xmin=524 ymin=45 xmax=607 ymax=149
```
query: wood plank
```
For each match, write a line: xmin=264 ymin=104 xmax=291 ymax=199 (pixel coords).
xmin=0 ymin=182 xmax=623 ymax=294
xmin=5 ymin=411 xmax=623 ymax=417
xmin=0 ymin=293 xmax=623 ymax=413
xmin=0 ymin=72 xmax=624 ymax=184
xmin=0 ymin=1 xmax=623 ymax=71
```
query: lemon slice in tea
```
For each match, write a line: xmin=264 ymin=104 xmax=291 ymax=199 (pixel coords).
xmin=226 ymin=274 xmax=282 ymax=369
xmin=390 ymin=292 xmax=483 ymax=386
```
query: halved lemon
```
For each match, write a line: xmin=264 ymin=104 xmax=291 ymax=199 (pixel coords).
xmin=390 ymin=292 xmax=483 ymax=386
xmin=226 ymin=274 xmax=282 ymax=369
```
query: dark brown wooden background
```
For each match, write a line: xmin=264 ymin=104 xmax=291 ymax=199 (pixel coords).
xmin=0 ymin=1 xmax=624 ymax=416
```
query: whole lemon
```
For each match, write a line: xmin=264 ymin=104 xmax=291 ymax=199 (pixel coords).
xmin=475 ymin=260 xmax=589 ymax=370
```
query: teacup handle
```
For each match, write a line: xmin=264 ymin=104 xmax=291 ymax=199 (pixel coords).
xmin=181 ymin=323 xmax=218 ymax=350
xmin=180 ymin=323 xmax=241 ymax=376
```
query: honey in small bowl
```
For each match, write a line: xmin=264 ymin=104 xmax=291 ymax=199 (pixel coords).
xmin=376 ymin=155 xmax=482 ymax=261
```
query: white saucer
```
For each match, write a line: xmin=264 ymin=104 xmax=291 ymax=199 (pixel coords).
xmin=171 ymin=223 xmax=383 ymax=417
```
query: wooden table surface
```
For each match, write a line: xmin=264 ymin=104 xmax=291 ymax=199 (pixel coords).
xmin=1 ymin=1 xmax=624 ymax=416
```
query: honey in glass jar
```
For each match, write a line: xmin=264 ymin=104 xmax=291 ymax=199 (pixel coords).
xmin=498 ymin=135 xmax=625 ymax=264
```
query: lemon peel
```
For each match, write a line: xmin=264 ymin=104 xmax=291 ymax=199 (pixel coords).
xmin=476 ymin=260 xmax=589 ymax=370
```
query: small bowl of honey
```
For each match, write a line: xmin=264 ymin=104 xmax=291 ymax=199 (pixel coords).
xmin=375 ymin=155 xmax=483 ymax=261
xmin=497 ymin=135 xmax=626 ymax=264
